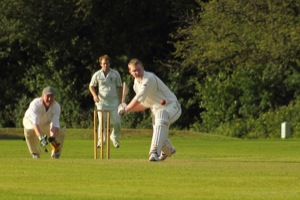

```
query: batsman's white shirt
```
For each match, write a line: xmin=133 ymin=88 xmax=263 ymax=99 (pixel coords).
xmin=23 ymin=98 xmax=61 ymax=130
xmin=89 ymin=68 xmax=122 ymax=110
xmin=133 ymin=71 xmax=178 ymax=113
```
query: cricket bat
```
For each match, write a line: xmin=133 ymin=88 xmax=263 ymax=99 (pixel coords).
xmin=121 ymin=82 xmax=129 ymax=103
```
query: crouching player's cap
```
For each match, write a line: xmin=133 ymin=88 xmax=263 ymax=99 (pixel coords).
xmin=42 ymin=86 xmax=55 ymax=96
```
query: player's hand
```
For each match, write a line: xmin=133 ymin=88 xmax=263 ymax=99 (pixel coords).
xmin=40 ymin=135 xmax=48 ymax=147
xmin=118 ymin=103 xmax=127 ymax=116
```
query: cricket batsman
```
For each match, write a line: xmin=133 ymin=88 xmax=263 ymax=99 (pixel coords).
xmin=118 ymin=58 xmax=182 ymax=161
xmin=23 ymin=86 xmax=66 ymax=159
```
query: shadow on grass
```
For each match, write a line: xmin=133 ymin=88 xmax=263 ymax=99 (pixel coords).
xmin=0 ymin=134 xmax=24 ymax=140
xmin=0 ymin=128 xmax=24 ymax=140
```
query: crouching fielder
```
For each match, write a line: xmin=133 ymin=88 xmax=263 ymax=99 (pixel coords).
xmin=23 ymin=86 xmax=66 ymax=159
xmin=118 ymin=58 xmax=181 ymax=161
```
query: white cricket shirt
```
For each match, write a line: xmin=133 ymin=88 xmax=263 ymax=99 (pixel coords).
xmin=23 ymin=98 xmax=61 ymax=129
xmin=89 ymin=68 xmax=122 ymax=109
xmin=133 ymin=71 xmax=178 ymax=112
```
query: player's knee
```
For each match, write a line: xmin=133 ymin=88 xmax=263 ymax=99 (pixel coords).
xmin=155 ymin=110 xmax=169 ymax=126
xmin=24 ymin=129 xmax=35 ymax=137
xmin=58 ymin=127 xmax=66 ymax=138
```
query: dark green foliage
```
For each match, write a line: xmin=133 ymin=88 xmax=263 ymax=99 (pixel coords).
xmin=2 ymin=0 xmax=300 ymax=139
xmin=172 ymin=0 xmax=300 ymax=137
xmin=211 ymin=97 xmax=300 ymax=139
xmin=0 ymin=0 xmax=197 ymax=128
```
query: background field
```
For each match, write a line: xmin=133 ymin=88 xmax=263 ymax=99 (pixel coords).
xmin=0 ymin=128 xmax=300 ymax=200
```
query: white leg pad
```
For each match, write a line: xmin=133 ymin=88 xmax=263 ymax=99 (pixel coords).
xmin=161 ymin=139 xmax=173 ymax=157
xmin=150 ymin=110 xmax=169 ymax=155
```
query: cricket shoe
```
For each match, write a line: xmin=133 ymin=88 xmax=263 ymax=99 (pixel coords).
xmin=159 ymin=147 xmax=176 ymax=161
xmin=32 ymin=153 xmax=40 ymax=159
xmin=110 ymin=135 xmax=120 ymax=148
xmin=51 ymin=151 xmax=60 ymax=159
xmin=97 ymin=141 xmax=105 ymax=148
xmin=149 ymin=152 xmax=159 ymax=162
xmin=112 ymin=140 xmax=120 ymax=148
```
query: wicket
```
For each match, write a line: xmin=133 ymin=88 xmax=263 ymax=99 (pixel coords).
xmin=94 ymin=110 xmax=111 ymax=159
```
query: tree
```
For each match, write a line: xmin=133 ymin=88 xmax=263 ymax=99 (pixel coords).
xmin=172 ymin=0 xmax=300 ymax=134
xmin=0 ymin=0 xmax=198 ymax=128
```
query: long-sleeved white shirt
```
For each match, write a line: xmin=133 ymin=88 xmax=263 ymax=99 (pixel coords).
xmin=133 ymin=71 xmax=178 ymax=113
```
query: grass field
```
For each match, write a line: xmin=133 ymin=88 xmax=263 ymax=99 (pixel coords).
xmin=0 ymin=128 xmax=300 ymax=200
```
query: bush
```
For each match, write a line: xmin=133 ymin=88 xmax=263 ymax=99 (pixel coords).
xmin=210 ymin=98 xmax=300 ymax=139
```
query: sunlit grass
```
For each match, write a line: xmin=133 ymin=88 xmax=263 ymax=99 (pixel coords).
xmin=0 ymin=129 xmax=300 ymax=199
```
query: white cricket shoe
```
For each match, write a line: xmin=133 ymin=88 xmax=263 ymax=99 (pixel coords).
xmin=32 ymin=153 xmax=40 ymax=159
xmin=149 ymin=152 xmax=159 ymax=162
xmin=110 ymin=135 xmax=120 ymax=148
xmin=113 ymin=141 xmax=120 ymax=148
xmin=97 ymin=141 xmax=105 ymax=148
xmin=159 ymin=147 xmax=176 ymax=161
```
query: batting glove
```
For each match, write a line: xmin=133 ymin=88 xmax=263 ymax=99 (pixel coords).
xmin=118 ymin=103 xmax=127 ymax=116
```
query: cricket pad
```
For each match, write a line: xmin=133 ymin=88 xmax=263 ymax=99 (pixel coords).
xmin=48 ymin=136 xmax=60 ymax=153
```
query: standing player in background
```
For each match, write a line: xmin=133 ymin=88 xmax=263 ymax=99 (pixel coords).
xmin=23 ymin=86 xmax=66 ymax=159
xmin=89 ymin=54 xmax=123 ymax=148
xmin=118 ymin=58 xmax=182 ymax=161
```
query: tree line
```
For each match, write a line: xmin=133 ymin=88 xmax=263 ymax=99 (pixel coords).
xmin=1 ymin=0 xmax=300 ymax=138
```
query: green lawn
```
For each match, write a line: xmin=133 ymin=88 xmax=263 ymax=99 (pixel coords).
xmin=0 ymin=129 xmax=300 ymax=199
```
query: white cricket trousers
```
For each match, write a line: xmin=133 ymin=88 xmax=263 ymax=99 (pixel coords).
xmin=96 ymin=108 xmax=121 ymax=143
xmin=24 ymin=126 xmax=66 ymax=157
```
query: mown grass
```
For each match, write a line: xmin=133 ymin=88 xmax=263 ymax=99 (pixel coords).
xmin=0 ymin=128 xmax=300 ymax=199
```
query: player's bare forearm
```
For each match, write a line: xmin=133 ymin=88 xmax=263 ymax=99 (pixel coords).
xmin=50 ymin=126 xmax=59 ymax=137
xmin=89 ymin=86 xmax=96 ymax=96
xmin=131 ymin=104 xmax=148 ymax=112
xmin=127 ymin=99 xmax=147 ymax=112
xmin=33 ymin=124 xmax=42 ymax=137
xmin=89 ymin=86 xmax=99 ymax=102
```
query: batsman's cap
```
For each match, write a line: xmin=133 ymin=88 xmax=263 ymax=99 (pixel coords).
xmin=42 ymin=86 xmax=55 ymax=96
